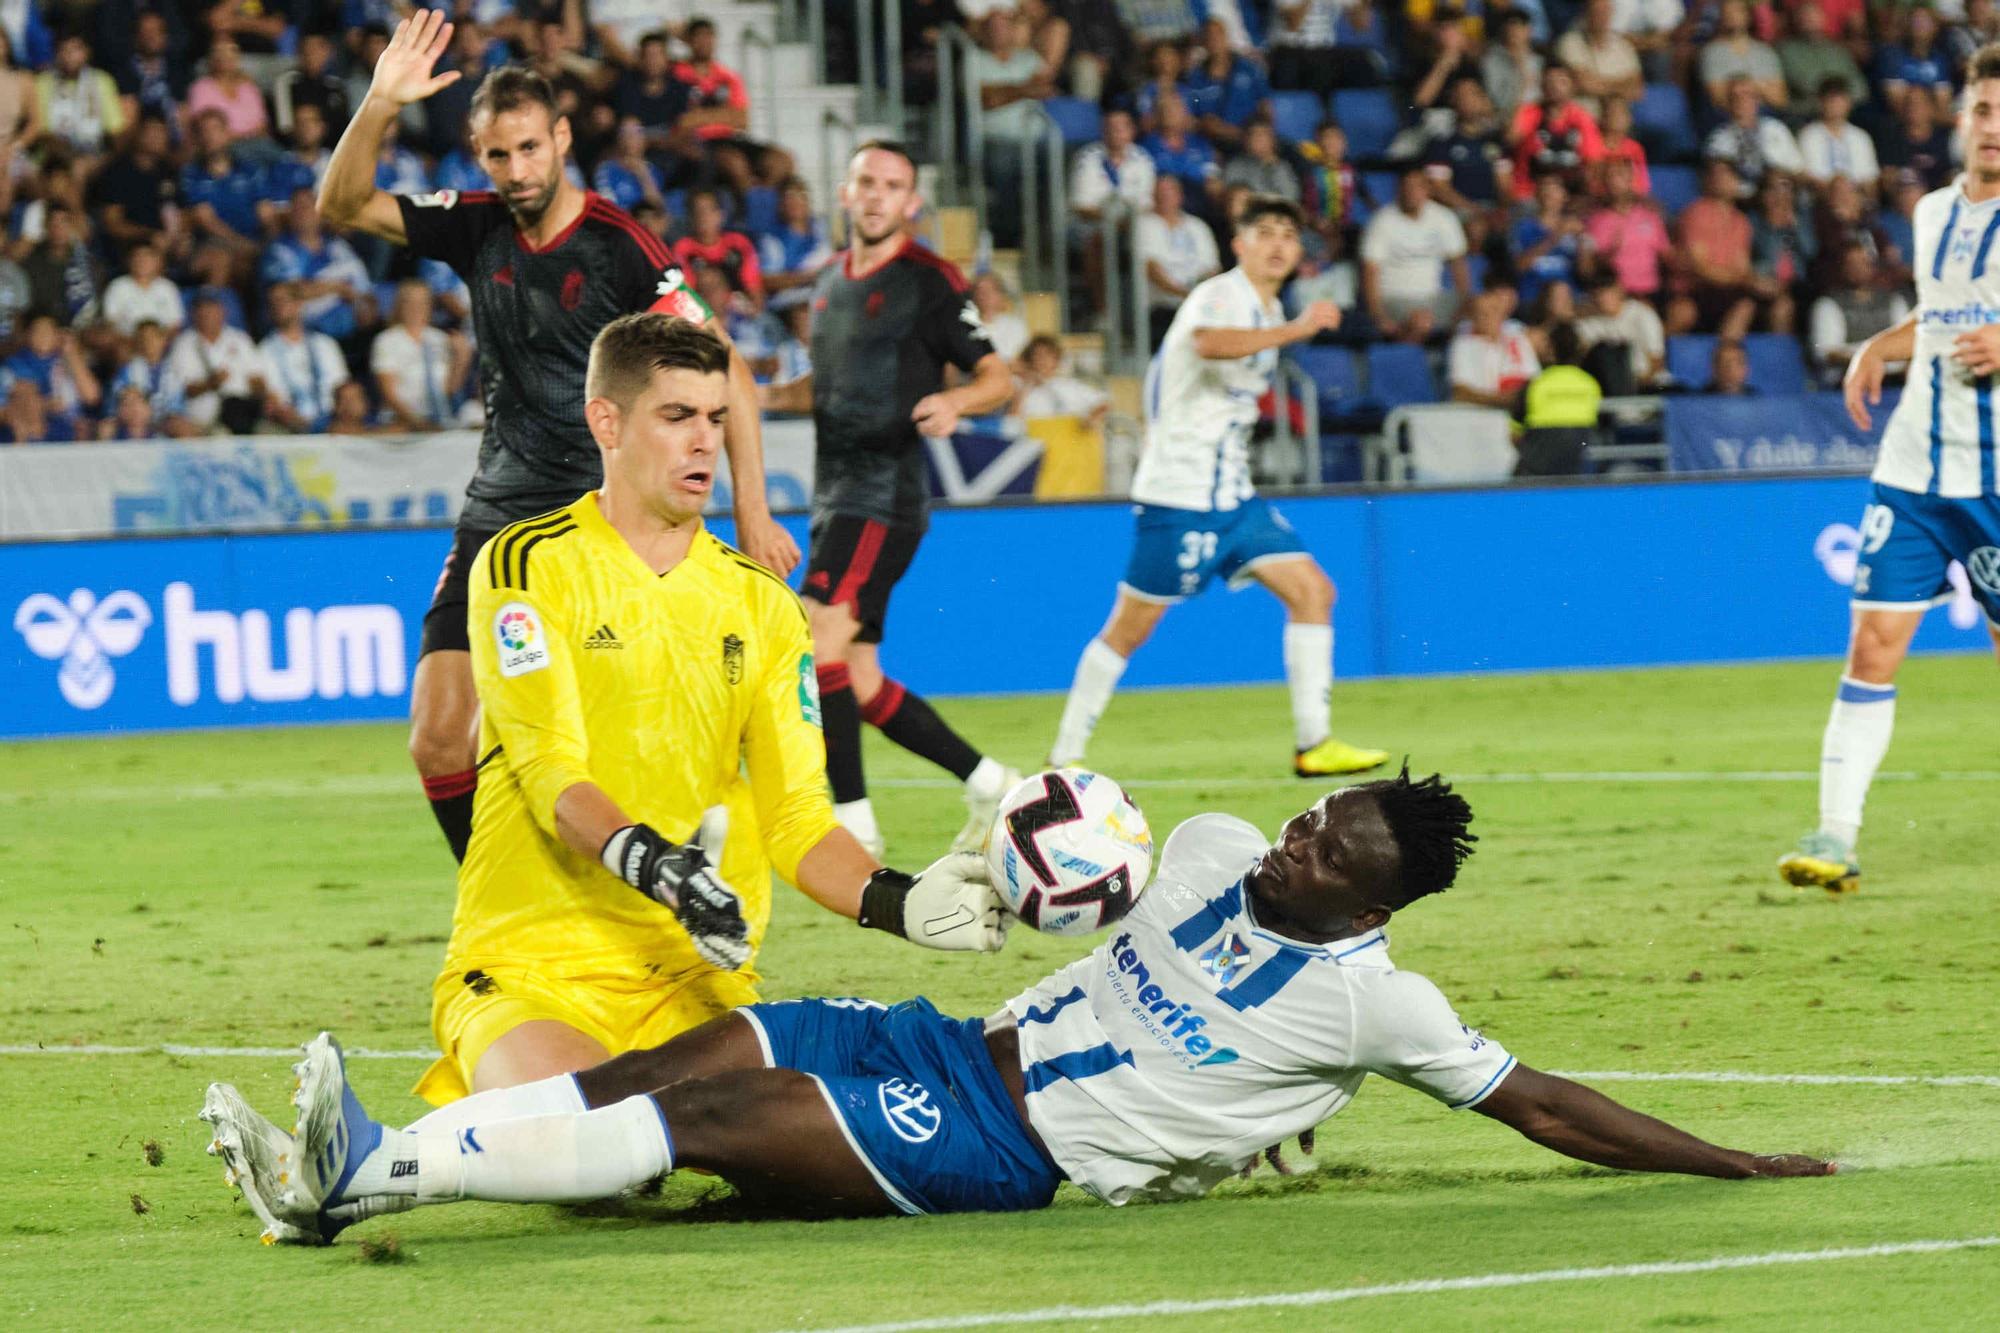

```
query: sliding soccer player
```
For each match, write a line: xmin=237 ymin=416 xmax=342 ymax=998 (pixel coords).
xmin=205 ymin=768 xmax=1828 ymax=1242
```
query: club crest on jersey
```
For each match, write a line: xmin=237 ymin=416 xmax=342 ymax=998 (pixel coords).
xmin=494 ymin=601 xmax=548 ymax=677
xmin=561 ymin=269 xmax=585 ymax=311
xmin=1950 ymin=224 xmax=1981 ymax=266
xmin=1199 ymin=933 xmax=1251 ymax=988
xmin=722 ymin=633 xmax=744 ymax=684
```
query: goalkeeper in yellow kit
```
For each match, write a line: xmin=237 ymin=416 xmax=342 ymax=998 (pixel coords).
xmin=415 ymin=314 xmax=1006 ymax=1106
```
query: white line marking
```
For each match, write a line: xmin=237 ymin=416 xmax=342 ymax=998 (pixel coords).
xmin=7 ymin=770 xmax=2000 ymax=805
xmin=2 ymin=1046 xmax=1996 ymax=1092
xmin=791 ymin=1236 xmax=2000 ymax=1333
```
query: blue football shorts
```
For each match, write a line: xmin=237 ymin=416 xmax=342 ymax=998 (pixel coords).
xmin=1120 ymin=498 xmax=1310 ymax=603
xmin=738 ymin=997 xmax=1062 ymax=1214
xmin=1851 ymin=482 xmax=2000 ymax=625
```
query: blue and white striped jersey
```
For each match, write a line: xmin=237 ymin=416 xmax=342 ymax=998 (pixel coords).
xmin=1004 ymin=814 xmax=1515 ymax=1206
xmin=1130 ymin=268 xmax=1279 ymax=513
xmin=1877 ymin=179 xmax=2000 ymax=498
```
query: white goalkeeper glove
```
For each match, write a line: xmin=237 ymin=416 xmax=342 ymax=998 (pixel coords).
xmin=601 ymin=807 xmax=750 ymax=971
xmin=856 ymin=850 xmax=1009 ymax=952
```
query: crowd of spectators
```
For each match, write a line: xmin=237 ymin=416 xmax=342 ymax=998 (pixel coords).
xmin=0 ymin=0 xmax=808 ymax=443
xmin=987 ymin=0 xmax=1955 ymax=406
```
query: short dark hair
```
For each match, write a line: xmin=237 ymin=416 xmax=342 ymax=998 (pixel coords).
xmin=1549 ymin=321 xmax=1583 ymax=364
xmin=469 ymin=65 xmax=559 ymax=127
xmin=686 ymin=16 xmax=715 ymax=36
xmin=1971 ymin=41 xmax=2000 ymax=84
xmin=586 ymin=313 xmax=730 ymax=409
xmin=1235 ymin=193 xmax=1306 ymax=234
xmin=1818 ymin=75 xmax=1853 ymax=99
xmin=1354 ymin=765 xmax=1476 ymax=906
xmin=853 ymin=138 xmax=917 ymax=173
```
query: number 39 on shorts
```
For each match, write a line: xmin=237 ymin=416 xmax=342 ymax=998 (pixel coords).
xmin=1859 ymin=504 xmax=1894 ymax=553
xmin=1177 ymin=530 xmax=1218 ymax=570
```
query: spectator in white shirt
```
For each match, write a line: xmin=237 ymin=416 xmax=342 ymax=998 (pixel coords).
xmin=971 ymin=273 xmax=1031 ymax=362
xmin=1576 ymin=273 xmax=1666 ymax=388
xmin=98 ymin=243 xmax=186 ymax=341
xmin=370 ymin=280 xmax=470 ymax=431
xmin=1016 ymin=334 xmax=1110 ymax=420
xmin=259 ymin=282 xmax=349 ymax=434
xmin=1703 ymin=78 xmax=1804 ymax=198
xmin=166 ymin=293 xmax=267 ymax=432
xmin=1610 ymin=0 xmax=1682 ymax=80
xmin=1809 ymin=244 xmax=1912 ymax=384
xmin=1797 ymin=79 xmax=1880 ymax=189
xmin=1136 ymin=175 xmax=1222 ymax=344
xmin=1700 ymin=0 xmax=1786 ymax=110
xmin=1362 ymin=165 xmax=1471 ymax=343
xmin=1555 ymin=0 xmax=1644 ymax=115
xmin=1071 ymin=108 xmax=1158 ymax=223
xmin=1449 ymin=285 xmax=1541 ymax=411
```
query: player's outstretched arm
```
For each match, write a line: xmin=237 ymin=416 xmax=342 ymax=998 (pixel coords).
xmin=1473 ymin=1063 xmax=1834 ymax=1179
xmin=319 ymin=11 xmax=461 ymax=242
xmin=792 ymin=828 xmax=1008 ymax=951
xmin=558 ymin=784 xmax=752 ymax=971
xmin=1191 ymin=302 xmax=1341 ymax=361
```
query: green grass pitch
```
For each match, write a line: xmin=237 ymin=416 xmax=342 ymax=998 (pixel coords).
xmin=3 ymin=656 xmax=1998 ymax=1330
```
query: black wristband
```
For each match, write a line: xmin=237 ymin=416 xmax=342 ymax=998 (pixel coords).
xmin=857 ymin=868 xmax=916 ymax=937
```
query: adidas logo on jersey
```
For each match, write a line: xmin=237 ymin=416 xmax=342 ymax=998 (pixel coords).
xmin=584 ymin=624 xmax=623 ymax=649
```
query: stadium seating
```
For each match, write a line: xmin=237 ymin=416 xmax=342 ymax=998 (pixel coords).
xmin=1366 ymin=344 xmax=1439 ymax=409
xmin=1331 ymin=89 xmax=1402 ymax=162
xmin=1650 ymin=166 xmax=1700 ymax=219
xmin=1666 ymin=335 xmax=1719 ymax=388
xmin=1743 ymin=334 xmax=1809 ymax=396
xmin=1290 ymin=343 xmax=1371 ymax=421
xmin=1632 ymin=84 xmax=1699 ymax=160
xmin=1043 ymin=96 xmax=1104 ymax=148
xmin=1271 ymin=91 xmax=1326 ymax=144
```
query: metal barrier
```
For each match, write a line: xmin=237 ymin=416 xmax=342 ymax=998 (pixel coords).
xmin=819 ymin=105 xmax=858 ymax=222
xmin=1272 ymin=358 xmax=1322 ymax=485
xmin=933 ymin=24 xmax=986 ymax=214
xmin=1015 ymin=103 xmax=1068 ymax=298
xmin=739 ymin=26 xmax=779 ymax=142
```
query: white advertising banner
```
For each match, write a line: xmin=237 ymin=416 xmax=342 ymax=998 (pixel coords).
xmin=0 ymin=420 xmax=819 ymax=540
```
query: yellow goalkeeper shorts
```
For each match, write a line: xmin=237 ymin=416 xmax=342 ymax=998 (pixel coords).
xmin=414 ymin=960 xmax=762 ymax=1106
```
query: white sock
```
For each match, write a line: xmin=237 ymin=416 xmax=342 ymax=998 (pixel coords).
xmin=1283 ymin=622 xmax=1334 ymax=751
xmin=1051 ymin=638 xmax=1128 ymax=767
xmin=833 ymin=797 xmax=880 ymax=847
xmin=1818 ymin=676 xmax=1896 ymax=849
xmin=409 ymin=1094 xmax=674 ymax=1204
xmin=401 ymin=1073 xmax=587 ymax=1137
xmin=965 ymin=755 xmax=1009 ymax=799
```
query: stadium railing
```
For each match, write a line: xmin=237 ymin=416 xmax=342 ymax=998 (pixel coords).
xmin=1016 ymin=102 xmax=1071 ymax=298
xmin=932 ymin=24 xmax=988 ymax=215
xmin=740 ymin=26 xmax=780 ymax=142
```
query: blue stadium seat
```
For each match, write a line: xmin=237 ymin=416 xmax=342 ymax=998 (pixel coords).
xmin=1743 ymin=333 xmax=1807 ymax=395
xmin=1332 ymin=89 xmax=1401 ymax=161
xmin=1632 ymin=84 xmax=1698 ymax=159
xmin=1355 ymin=169 xmax=1398 ymax=223
xmin=1320 ymin=432 xmax=1365 ymax=483
xmin=1444 ymin=252 xmax=1489 ymax=293
xmin=1650 ymin=165 xmax=1700 ymax=219
xmin=1290 ymin=343 xmax=1366 ymax=415
xmin=1042 ymin=96 xmax=1102 ymax=146
xmin=1270 ymin=91 xmax=1325 ymax=144
xmin=1666 ymin=334 xmax=1718 ymax=387
xmin=1366 ymin=343 xmax=1438 ymax=408
xmin=740 ymin=185 xmax=779 ymax=238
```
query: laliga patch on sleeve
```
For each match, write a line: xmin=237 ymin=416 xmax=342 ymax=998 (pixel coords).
xmin=409 ymin=190 xmax=459 ymax=209
xmin=494 ymin=601 xmax=550 ymax=677
xmin=797 ymin=653 xmax=821 ymax=727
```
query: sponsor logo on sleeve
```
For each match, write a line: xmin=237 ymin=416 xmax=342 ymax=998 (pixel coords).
xmin=494 ymin=601 xmax=549 ymax=677
xmin=798 ymin=652 xmax=821 ymax=726
xmin=409 ymin=190 xmax=459 ymax=210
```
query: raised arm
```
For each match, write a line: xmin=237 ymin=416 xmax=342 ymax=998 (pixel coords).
xmin=319 ymin=11 xmax=462 ymax=242
xmin=1192 ymin=302 xmax=1341 ymax=360
xmin=1474 ymin=1063 xmax=1833 ymax=1178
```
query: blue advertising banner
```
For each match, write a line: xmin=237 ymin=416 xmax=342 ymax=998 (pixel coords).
xmin=1665 ymin=391 xmax=1899 ymax=474
xmin=2 ymin=475 xmax=1988 ymax=739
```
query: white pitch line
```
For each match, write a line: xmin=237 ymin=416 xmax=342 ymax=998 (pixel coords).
xmin=7 ymin=770 xmax=2000 ymax=806
xmin=2 ymin=1046 xmax=1997 ymax=1093
xmin=792 ymin=1236 xmax=2000 ymax=1333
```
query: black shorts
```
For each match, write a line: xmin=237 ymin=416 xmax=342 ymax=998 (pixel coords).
xmin=801 ymin=515 xmax=923 ymax=644
xmin=419 ymin=521 xmax=500 ymax=658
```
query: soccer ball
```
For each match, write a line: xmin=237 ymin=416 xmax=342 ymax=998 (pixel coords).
xmin=985 ymin=768 xmax=1152 ymax=936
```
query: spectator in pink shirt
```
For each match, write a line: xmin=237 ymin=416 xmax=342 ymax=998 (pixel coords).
xmin=185 ymin=38 xmax=273 ymax=158
xmin=1585 ymin=157 xmax=1672 ymax=300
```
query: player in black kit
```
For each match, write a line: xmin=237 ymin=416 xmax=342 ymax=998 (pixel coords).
xmin=318 ymin=11 xmax=800 ymax=861
xmin=763 ymin=142 xmax=1017 ymax=858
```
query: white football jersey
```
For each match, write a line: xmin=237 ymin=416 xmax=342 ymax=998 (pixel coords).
xmin=1876 ymin=179 xmax=2000 ymax=498
xmin=1005 ymin=814 xmax=1516 ymax=1206
xmin=1130 ymin=268 xmax=1282 ymax=513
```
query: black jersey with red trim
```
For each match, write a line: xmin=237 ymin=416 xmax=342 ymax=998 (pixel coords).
xmin=805 ymin=236 xmax=996 ymax=526
xmin=396 ymin=189 xmax=715 ymax=528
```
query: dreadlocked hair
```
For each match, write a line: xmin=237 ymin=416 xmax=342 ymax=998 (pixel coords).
xmin=1355 ymin=763 xmax=1476 ymax=905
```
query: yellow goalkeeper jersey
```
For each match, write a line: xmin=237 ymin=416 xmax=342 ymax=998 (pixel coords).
xmin=453 ymin=492 xmax=838 ymax=976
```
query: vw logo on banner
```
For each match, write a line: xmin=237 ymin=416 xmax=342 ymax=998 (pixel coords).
xmin=13 ymin=589 xmax=153 ymax=710
xmin=878 ymin=1078 xmax=942 ymax=1144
